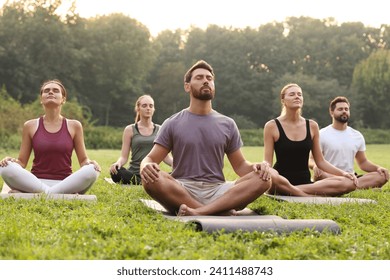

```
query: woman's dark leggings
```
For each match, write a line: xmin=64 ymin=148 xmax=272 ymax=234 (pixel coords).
xmin=110 ymin=167 xmax=142 ymax=185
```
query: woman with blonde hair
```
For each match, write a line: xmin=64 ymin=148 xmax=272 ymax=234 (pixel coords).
xmin=110 ymin=95 xmax=172 ymax=185
xmin=0 ymin=79 xmax=100 ymax=193
xmin=263 ymin=83 xmax=358 ymax=196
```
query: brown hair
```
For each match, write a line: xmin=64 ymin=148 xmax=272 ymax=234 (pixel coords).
xmin=329 ymin=96 xmax=350 ymax=112
xmin=184 ymin=60 xmax=215 ymax=83
xmin=134 ymin=94 xmax=153 ymax=123
xmin=40 ymin=79 xmax=67 ymax=98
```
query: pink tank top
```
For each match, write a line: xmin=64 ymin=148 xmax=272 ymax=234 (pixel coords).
xmin=31 ymin=117 xmax=73 ymax=180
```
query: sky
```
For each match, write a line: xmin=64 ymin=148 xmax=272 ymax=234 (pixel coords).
xmin=1 ymin=0 xmax=389 ymax=36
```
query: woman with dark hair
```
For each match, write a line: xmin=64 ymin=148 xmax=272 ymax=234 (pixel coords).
xmin=0 ymin=79 xmax=100 ymax=193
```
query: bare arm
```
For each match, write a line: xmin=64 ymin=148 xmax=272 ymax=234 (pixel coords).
xmin=263 ymin=120 xmax=277 ymax=165
xmin=140 ymin=144 xmax=170 ymax=184
xmin=356 ymin=151 xmax=389 ymax=180
xmin=0 ymin=119 xmax=34 ymax=168
xmin=310 ymin=121 xmax=342 ymax=174
xmin=356 ymin=151 xmax=379 ymax=172
xmin=110 ymin=125 xmax=133 ymax=174
xmin=227 ymin=149 xmax=270 ymax=180
xmin=310 ymin=121 xmax=356 ymax=183
xmin=71 ymin=120 xmax=100 ymax=172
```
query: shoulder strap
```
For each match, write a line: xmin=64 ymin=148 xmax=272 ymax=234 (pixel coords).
xmin=305 ymin=119 xmax=311 ymax=139
xmin=132 ymin=123 xmax=139 ymax=134
xmin=274 ymin=118 xmax=287 ymax=140
xmin=274 ymin=118 xmax=283 ymax=133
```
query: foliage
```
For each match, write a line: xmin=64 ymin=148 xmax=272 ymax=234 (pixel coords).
xmin=229 ymin=114 xmax=259 ymax=129
xmin=0 ymin=85 xmax=93 ymax=150
xmin=84 ymin=126 xmax=123 ymax=150
xmin=0 ymin=0 xmax=83 ymax=103
xmin=351 ymin=49 xmax=390 ymax=128
xmin=240 ymin=129 xmax=264 ymax=146
xmin=1 ymin=1 xmax=390 ymax=128
xmin=147 ymin=30 xmax=187 ymax=123
xmin=25 ymin=97 xmax=93 ymax=127
xmin=74 ymin=13 xmax=155 ymax=127
xmin=0 ymin=86 xmax=29 ymax=136
xmin=359 ymin=128 xmax=390 ymax=144
xmin=1 ymin=146 xmax=390 ymax=260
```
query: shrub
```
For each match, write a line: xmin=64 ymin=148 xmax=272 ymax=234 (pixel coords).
xmin=240 ymin=129 xmax=264 ymax=146
xmin=84 ymin=126 xmax=123 ymax=149
xmin=359 ymin=128 xmax=390 ymax=144
xmin=25 ymin=98 xmax=93 ymax=128
xmin=0 ymin=86 xmax=29 ymax=136
xmin=229 ymin=114 xmax=259 ymax=129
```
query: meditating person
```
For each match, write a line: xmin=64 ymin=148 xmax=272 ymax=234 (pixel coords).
xmin=109 ymin=95 xmax=172 ymax=185
xmin=140 ymin=60 xmax=272 ymax=216
xmin=0 ymin=79 xmax=100 ymax=194
xmin=263 ymin=83 xmax=358 ymax=196
xmin=309 ymin=96 xmax=389 ymax=188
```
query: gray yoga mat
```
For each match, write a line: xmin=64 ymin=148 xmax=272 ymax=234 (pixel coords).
xmin=140 ymin=199 xmax=341 ymax=234
xmin=0 ymin=192 xmax=97 ymax=201
xmin=1 ymin=183 xmax=97 ymax=201
xmin=265 ymin=194 xmax=377 ymax=205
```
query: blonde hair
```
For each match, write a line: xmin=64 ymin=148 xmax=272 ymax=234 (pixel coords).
xmin=134 ymin=94 xmax=153 ymax=123
xmin=279 ymin=83 xmax=302 ymax=116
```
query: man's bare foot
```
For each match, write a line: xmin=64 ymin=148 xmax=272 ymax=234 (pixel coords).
xmin=178 ymin=204 xmax=238 ymax=216
xmin=177 ymin=204 xmax=198 ymax=216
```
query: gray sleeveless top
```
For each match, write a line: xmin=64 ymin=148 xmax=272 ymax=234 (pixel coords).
xmin=128 ymin=123 xmax=159 ymax=174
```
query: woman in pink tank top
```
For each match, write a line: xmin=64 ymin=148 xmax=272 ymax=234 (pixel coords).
xmin=0 ymin=79 xmax=100 ymax=194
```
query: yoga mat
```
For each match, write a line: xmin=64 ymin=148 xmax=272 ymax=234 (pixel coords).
xmin=104 ymin=177 xmax=132 ymax=187
xmin=265 ymin=194 xmax=377 ymax=205
xmin=1 ymin=182 xmax=11 ymax=193
xmin=140 ymin=199 xmax=340 ymax=234
xmin=0 ymin=193 xmax=97 ymax=201
xmin=104 ymin=177 xmax=116 ymax=185
xmin=140 ymin=198 xmax=258 ymax=216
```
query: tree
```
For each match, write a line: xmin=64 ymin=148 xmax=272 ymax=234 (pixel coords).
xmin=0 ymin=0 xmax=81 ymax=103
xmin=75 ymin=14 xmax=155 ymax=126
xmin=146 ymin=30 xmax=187 ymax=123
xmin=0 ymin=85 xmax=29 ymax=136
xmin=351 ymin=49 xmax=390 ymax=128
xmin=283 ymin=17 xmax=371 ymax=87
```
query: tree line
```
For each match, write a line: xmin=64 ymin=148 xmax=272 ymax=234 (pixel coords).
xmin=1 ymin=0 xmax=390 ymax=130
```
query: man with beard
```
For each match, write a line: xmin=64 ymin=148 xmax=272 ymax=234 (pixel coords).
xmin=140 ymin=60 xmax=272 ymax=216
xmin=309 ymin=96 xmax=389 ymax=189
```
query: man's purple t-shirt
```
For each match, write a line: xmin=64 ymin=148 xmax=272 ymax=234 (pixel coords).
xmin=155 ymin=109 xmax=243 ymax=183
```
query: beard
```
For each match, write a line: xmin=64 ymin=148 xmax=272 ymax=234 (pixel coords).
xmin=335 ymin=114 xmax=349 ymax=123
xmin=192 ymin=85 xmax=214 ymax=101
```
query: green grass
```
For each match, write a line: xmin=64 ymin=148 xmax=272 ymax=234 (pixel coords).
xmin=0 ymin=146 xmax=390 ymax=260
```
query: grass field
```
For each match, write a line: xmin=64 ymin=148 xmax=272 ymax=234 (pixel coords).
xmin=0 ymin=145 xmax=389 ymax=260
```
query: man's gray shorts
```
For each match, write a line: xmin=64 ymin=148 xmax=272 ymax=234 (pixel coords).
xmin=175 ymin=179 xmax=235 ymax=205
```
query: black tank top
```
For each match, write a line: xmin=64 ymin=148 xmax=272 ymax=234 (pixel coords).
xmin=273 ymin=118 xmax=313 ymax=185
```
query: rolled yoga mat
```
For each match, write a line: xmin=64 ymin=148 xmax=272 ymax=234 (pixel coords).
xmin=140 ymin=199 xmax=341 ymax=234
